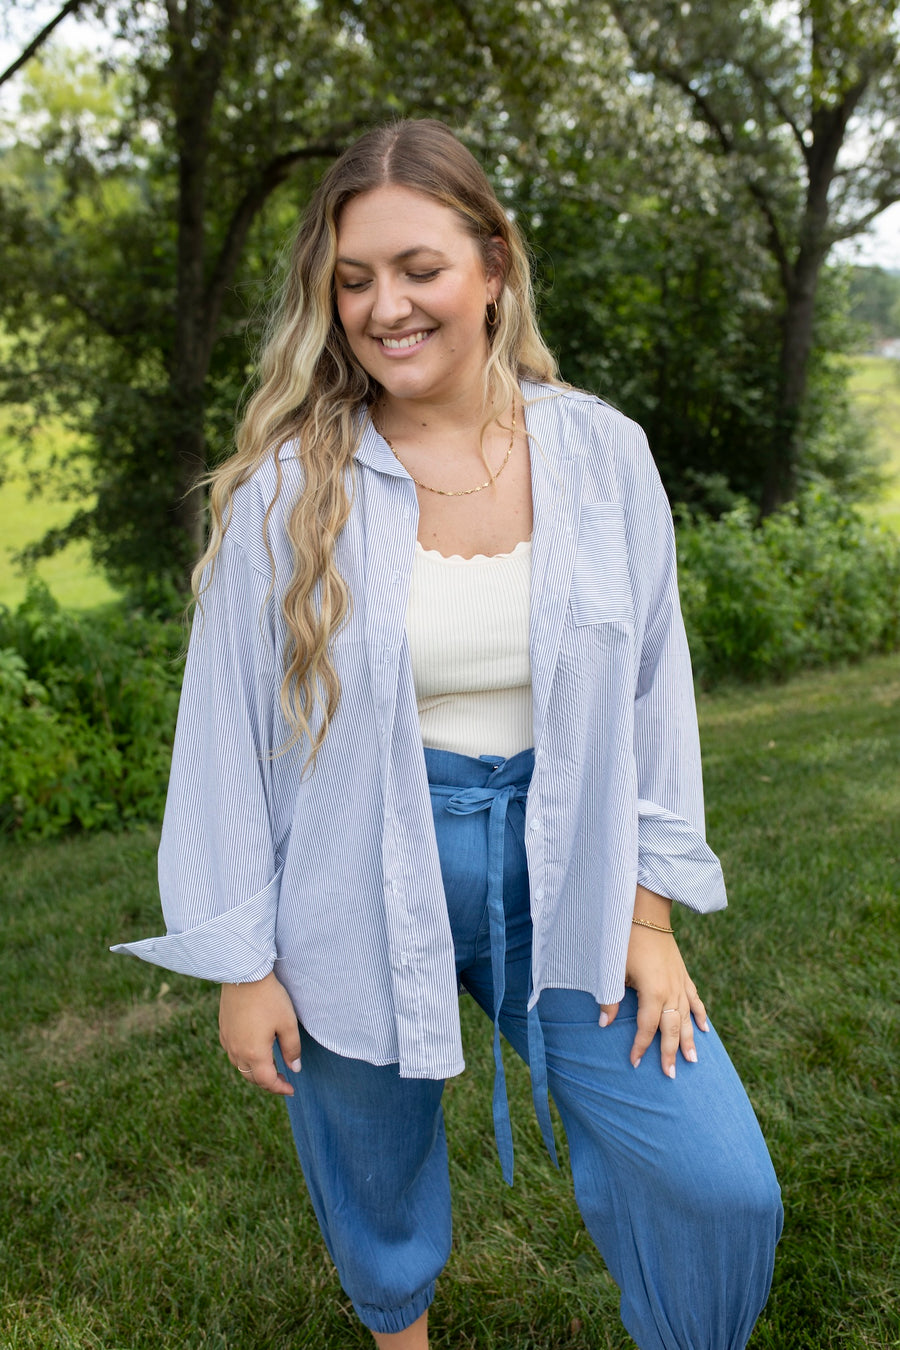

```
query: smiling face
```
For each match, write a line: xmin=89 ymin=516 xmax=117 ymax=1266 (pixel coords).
xmin=334 ymin=184 xmax=500 ymax=414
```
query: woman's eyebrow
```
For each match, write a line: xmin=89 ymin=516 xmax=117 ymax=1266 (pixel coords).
xmin=335 ymin=246 xmax=448 ymax=267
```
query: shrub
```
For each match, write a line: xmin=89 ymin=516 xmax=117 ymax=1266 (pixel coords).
xmin=0 ymin=581 xmax=184 ymax=839
xmin=677 ymin=488 xmax=900 ymax=685
xmin=3 ymin=492 xmax=899 ymax=840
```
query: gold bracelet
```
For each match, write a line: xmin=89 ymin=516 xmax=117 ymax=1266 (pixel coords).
xmin=632 ymin=917 xmax=674 ymax=934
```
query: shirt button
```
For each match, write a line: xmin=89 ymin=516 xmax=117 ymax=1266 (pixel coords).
xmin=530 ymin=819 xmax=541 ymax=832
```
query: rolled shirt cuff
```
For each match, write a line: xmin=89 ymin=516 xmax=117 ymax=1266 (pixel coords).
xmin=637 ymin=799 xmax=727 ymax=912
xmin=110 ymin=869 xmax=281 ymax=983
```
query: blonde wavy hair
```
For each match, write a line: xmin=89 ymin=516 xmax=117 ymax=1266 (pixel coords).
xmin=196 ymin=118 xmax=560 ymax=771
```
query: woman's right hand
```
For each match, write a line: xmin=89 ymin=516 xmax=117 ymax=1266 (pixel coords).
xmin=219 ymin=971 xmax=302 ymax=1096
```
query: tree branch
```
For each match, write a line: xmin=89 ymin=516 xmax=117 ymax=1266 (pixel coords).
xmin=641 ymin=57 xmax=796 ymax=286
xmin=745 ymin=177 xmax=794 ymax=290
xmin=0 ymin=0 xmax=85 ymax=88
xmin=448 ymin=0 xmax=489 ymax=52
xmin=58 ymin=281 xmax=143 ymax=341
xmin=743 ymin=62 xmax=809 ymax=166
xmin=654 ymin=59 xmax=735 ymax=156
xmin=829 ymin=191 xmax=900 ymax=244
xmin=202 ymin=136 xmax=357 ymax=359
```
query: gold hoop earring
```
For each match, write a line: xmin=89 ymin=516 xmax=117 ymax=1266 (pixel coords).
xmin=485 ymin=298 xmax=499 ymax=328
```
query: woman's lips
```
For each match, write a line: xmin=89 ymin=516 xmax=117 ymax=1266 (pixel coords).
xmin=376 ymin=329 xmax=435 ymax=353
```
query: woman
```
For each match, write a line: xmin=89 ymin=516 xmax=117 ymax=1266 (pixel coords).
xmin=114 ymin=119 xmax=782 ymax=1349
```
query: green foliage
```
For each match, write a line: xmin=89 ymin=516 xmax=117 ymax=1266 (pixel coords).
xmin=678 ymin=489 xmax=900 ymax=684
xmin=606 ymin=0 xmax=900 ymax=511
xmin=794 ymin=269 xmax=888 ymax=502
xmin=517 ymin=46 xmax=876 ymax=514
xmin=850 ymin=355 xmax=900 ymax=533
xmin=530 ymin=171 xmax=786 ymax=508
xmin=0 ymin=2 xmax=574 ymax=598
xmin=3 ymin=493 xmax=899 ymax=842
xmin=0 ymin=581 xmax=183 ymax=838
xmin=3 ymin=1 xmax=897 ymax=600
xmin=0 ymin=402 xmax=121 ymax=611
xmin=847 ymin=264 xmax=900 ymax=345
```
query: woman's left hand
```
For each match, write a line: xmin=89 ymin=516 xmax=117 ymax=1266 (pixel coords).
xmin=599 ymin=885 xmax=709 ymax=1078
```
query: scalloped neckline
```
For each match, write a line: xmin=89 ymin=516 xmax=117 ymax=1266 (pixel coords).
xmin=415 ymin=537 xmax=532 ymax=563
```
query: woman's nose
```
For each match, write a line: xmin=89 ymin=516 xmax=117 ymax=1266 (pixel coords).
xmin=370 ymin=277 xmax=413 ymax=327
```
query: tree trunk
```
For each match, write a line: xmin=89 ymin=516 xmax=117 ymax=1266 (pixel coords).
xmin=165 ymin=0 xmax=239 ymax=586
xmin=760 ymin=83 xmax=855 ymax=515
xmin=170 ymin=136 xmax=213 ymax=568
xmin=761 ymin=260 xmax=821 ymax=515
xmin=171 ymin=388 xmax=210 ymax=562
xmin=171 ymin=132 xmax=214 ymax=569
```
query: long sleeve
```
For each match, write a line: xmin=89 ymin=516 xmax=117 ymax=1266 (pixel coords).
xmin=630 ymin=461 xmax=726 ymax=913
xmin=111 ymin=532 xmax=287 ymax=981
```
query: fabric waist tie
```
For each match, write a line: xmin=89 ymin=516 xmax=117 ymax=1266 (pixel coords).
xmin=428 ymin=754 xmax=558 ymax=1185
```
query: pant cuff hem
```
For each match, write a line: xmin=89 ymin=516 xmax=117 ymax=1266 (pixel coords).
xmin=354 ymin=1282 xmax=435 ymax=1334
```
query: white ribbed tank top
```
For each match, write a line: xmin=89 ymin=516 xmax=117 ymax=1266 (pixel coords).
xmin=406 ymin=538 xmax=533 ymax=759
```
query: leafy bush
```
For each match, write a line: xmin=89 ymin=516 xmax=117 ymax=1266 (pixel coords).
xmin=0 ymin=581 xmax=184 ymax=839
xmin=677 ymin=488 xmax=900 ymax=684
xmin=3 ymin=492 xmax=899 ymax=841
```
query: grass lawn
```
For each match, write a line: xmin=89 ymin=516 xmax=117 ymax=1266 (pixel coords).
xmin=0 ymin=414 xmax=120 ymax=611
xmin=1 ymin=654 xmax=898 ymax=1348
xmin=849 ymin=355 xmax=900 ymax=532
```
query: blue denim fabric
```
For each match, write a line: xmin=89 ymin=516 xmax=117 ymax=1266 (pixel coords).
xmin=426 ymin=747 xmax=555 ymax=1183
xmin=279 ymin=748 xmax=782 ymax=1345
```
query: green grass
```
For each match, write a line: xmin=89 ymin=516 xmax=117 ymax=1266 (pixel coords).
xmin=1 ymin=655 xmax=898 ymax=1348
xmin=0 ymin=414 xmax=120 ymax=611
xmin=849 ymin=355 xmax=900 ymax=531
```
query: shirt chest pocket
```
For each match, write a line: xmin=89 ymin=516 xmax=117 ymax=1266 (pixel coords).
xmin=569 ymin=503 xmax=635 ymax=625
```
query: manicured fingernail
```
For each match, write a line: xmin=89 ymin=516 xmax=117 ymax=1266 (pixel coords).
xmin=633 ymin=1057 xmax=642 ymax=1069
xmin=686 ymin=1048 xmax=698 ymax=1064
xmin=599 ymin=1012 xmax=609 ymax=1027
xmin=289 ymin=1059 xmax=302 ymax=1073
xmin=667 ymin=1065 xmax=676 ymax=1079
xmin=699 ymin=1019 xmax=709 ymax=1032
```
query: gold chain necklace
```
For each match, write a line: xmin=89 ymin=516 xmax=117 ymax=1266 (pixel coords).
xmin=373 ymin=404 xmax=516 ymax=498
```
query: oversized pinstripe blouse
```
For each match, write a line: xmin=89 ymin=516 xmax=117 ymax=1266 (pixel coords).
xmin=113 ymin=381 xmax=727 ymax=1080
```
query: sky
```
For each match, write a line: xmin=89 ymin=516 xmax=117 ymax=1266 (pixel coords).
xmin=2 ymin=3 xmax=899 ymax=271
xmin=833 ymin=204 xmax=900 ymax=274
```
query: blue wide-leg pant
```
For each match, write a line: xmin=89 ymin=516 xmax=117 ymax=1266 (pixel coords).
xmin=280 ymin=750 xmax=783 ymax=1346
